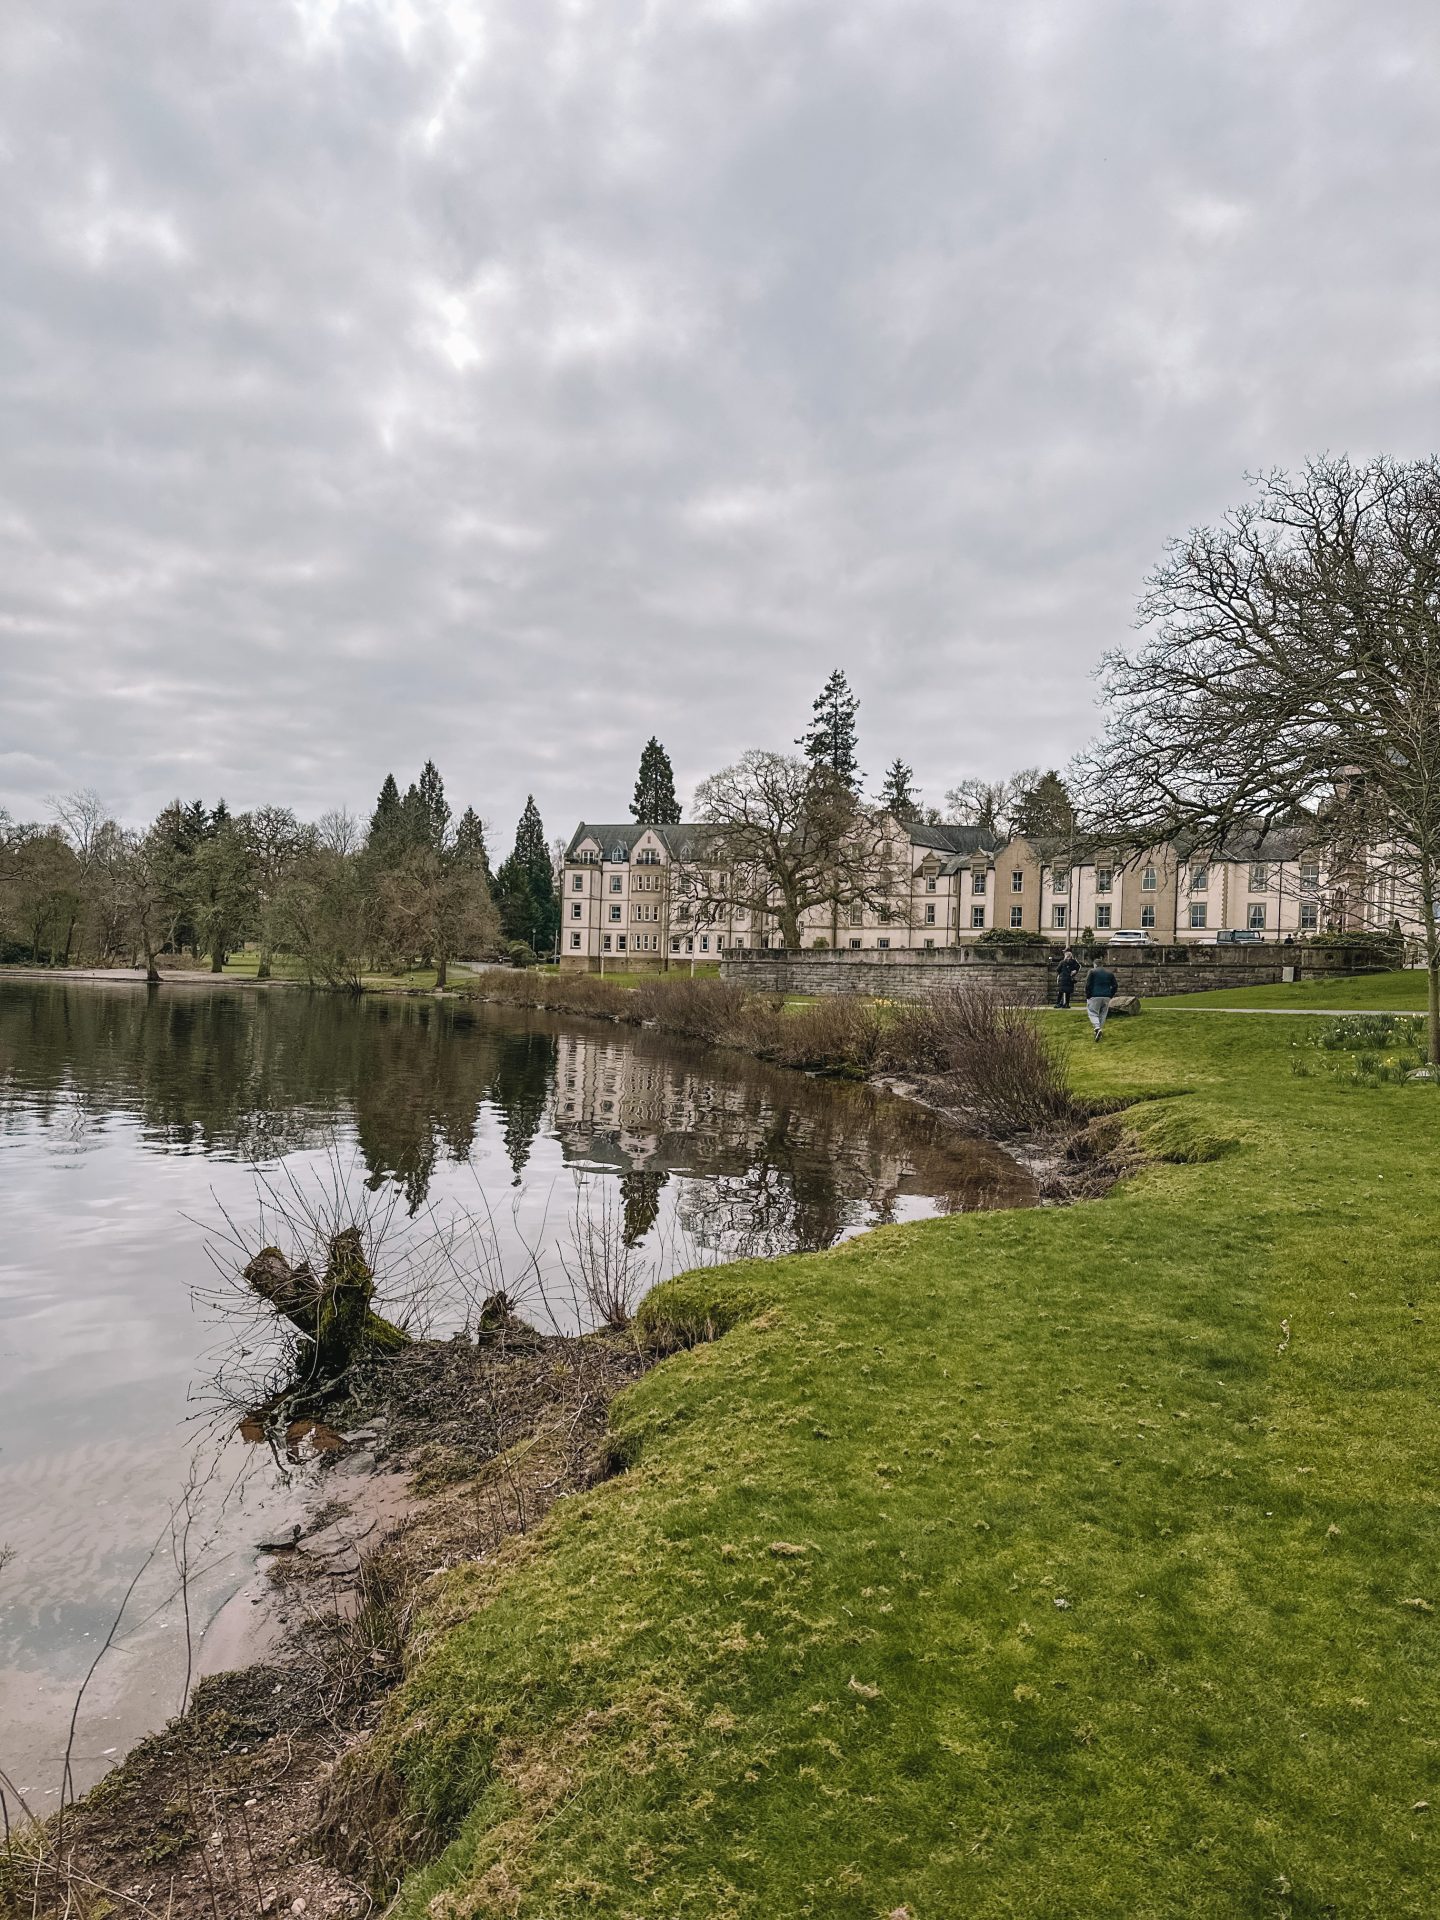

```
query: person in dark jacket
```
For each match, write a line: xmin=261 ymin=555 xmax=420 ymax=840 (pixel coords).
xmin=1084 ymin=962 xmax=1119 ymax=1040
xmin=1056 ymin=948 xmax=1080 ymax=1008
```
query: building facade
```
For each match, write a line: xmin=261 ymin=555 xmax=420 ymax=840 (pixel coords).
xmin=559 ymin=817 xmax=1348 ymax=971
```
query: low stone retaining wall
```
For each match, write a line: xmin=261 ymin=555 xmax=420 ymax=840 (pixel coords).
xmin=718 ymin=943 xmax=1395 ymax=1004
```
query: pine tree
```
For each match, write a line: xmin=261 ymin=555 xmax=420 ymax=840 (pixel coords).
xmin=179 ymin=799 xmax=209 ymax=850
xmin=452 ymin=806 xmax=490 ymax=878
xmin=209 ymin=799 xmax=231 ymax=835
xmin=798 ymin=669 xmax=862 ymax=790
xmin=497 ymin=797 xmax=559 ymax=953
xmin=630 ymin=737 xmax=681 ymax=823
xmin=1013 ymin=770 xmax=1076 ymax=842
xmin=879 ymin=758 xmax=920 ymax=821
xmin=368 ymin=774 xmax=404 ymax=860
xmin=415 ymin=760 xmax=451 ymax=852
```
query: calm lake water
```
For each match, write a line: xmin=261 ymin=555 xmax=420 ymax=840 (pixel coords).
xmin=0 ymin=977 xmax=1032 ymax=1804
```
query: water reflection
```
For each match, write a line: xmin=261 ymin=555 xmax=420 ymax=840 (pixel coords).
xmin=0 ymin=978 xmax=1032 ymax=1798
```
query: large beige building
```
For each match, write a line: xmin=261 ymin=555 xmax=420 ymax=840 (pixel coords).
xmin=559 ymin=816 xmax=1348 ymax=971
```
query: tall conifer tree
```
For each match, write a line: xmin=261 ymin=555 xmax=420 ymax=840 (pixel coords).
xmin=879 ymin=757 xmax=920 ymax=821
xmin=798 ymin=669 xmax=862 ymax=790
xmin=368 ymin=774 xmax=404 ymax=860
xmin=630 ymin=737 xmax=682 ymax=823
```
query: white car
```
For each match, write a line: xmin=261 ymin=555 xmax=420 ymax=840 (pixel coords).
xmin=1103 ymin=929 xmax=1153 ymax=946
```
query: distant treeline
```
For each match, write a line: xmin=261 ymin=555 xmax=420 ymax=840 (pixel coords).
xmin=0 ymin=767 xmax=561 ymax=985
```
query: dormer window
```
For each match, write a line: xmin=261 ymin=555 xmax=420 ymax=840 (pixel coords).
xmin=611 ymin=844 xmax=627 ymax=862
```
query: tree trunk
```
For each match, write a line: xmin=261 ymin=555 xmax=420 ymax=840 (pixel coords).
xmin=257 ymin=938 xmax=272 ymax=980
xmin=435 ymin=951 xmax=448 ymax=989
xmin=779 ymin=906 xmax=801 ymax=949
xmin=144 ymin=941 xmax=161 ymax=985
xmin=210 ymin=946 xmax=225 ymax=973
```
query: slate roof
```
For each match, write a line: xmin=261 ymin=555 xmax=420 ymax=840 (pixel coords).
xmin=565 ymin=822 xmax=712 ymax=861
xmin=903 ymin=822 xmax=1000 ymax=856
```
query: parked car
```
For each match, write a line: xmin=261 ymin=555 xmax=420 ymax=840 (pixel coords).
xmin=1212 ymin=928 xmax=1265 ymax=944
xmin=1103 ymin=929 xmax=1153 ymax=946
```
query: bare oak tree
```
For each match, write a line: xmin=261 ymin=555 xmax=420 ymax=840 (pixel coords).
xmin=1078 ymin=455 xmax=1440 ymax=1060
xmin=684 ymin=751 xmax=894 ymax=950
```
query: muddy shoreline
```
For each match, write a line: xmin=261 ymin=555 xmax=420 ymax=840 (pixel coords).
xmin=0 ymin=1323 xmax=650 ymax=1919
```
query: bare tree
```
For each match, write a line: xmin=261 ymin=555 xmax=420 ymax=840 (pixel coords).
xmin=944 ymin=770 xmax=1037 ymax=840
xmin=684 ymin=751 xmax=894 ymax=950
xmin=241 ymin=804 xmax=304 ymax=976
xmin=1077 ymin=455 xmax=1440 ymax=1060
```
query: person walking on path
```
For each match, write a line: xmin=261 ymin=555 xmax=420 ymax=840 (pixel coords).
xmin=1085 ymin=960 xmax=1119 ymax=1040
xmin=1056 ymin=947 xmax=1080 ymax=1009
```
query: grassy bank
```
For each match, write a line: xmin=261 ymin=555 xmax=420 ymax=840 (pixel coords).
xmin=352 ymin=1007 xmax=1439 ymax=1918
xmin=1177 ymin=968 xmax=1426 ymax=1010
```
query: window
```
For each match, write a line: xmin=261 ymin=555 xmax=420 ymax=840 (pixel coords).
xmin=609 ymin=905 xmax=621 ymax=922
xmin=571 ymin=903 xmax=581 ymax=919
xmin=1248 ymin=904 xmax=1267 ymax=931
xmin=1096 ymin=904 xmax=1111 ymax=929
xmin=1189 ymin=866 xmax=1208 ymax=891
xmin=1011 ymin=869 xmax=1024 ymax=893
xmin=971 ymin=906 xmax=986 ymax=929
xmin=849 ymin=938 xmax=862 ymax=949
xmin=1300 ymin=900 xmax=1319 ymax=930
xmin=972 ymin=871 xmax=986 ymax=895
xmin=1189 ymin=902 xmax=1208 ymax=929
xmin=924 ymin=903 xmax=936 ymax=925
xmin=877 ymin=908 xmax=893 ymax=927
xmin=1140 ymin=905 xmax=1156 ymax=928
xmin=617 ymin=934 xmax=627 ymax=951
xmin=636 ymin=848 xmax=660 ymax=865
xmin=1141 ymin=866 xmax=1158 ymax=891
xmin=1249 ymin=863 xmax=1268 ymax=893
xmin=849 ymin=903 xmax=863 ymax=926
xmin=923 ymin=937 xmax=935 ymax=950
xmin=1053 ymin=869 xmax=1070 ymax=892
xmin=572 ymin=875 xmax=584 ymax=891
xmin=1052 ymin=904 xmax=1068 ymax=929
xmin=1096 ymin=867 xmax=1113 ymax=894
xmin=570 ymin=932 xmax=581 ymax=949
xmin=603 ymin=934 xmax=612 ymax=951
xmin=700 ymin=935 xmax=709 ymax=952
xmin=926 ymin=877 xmax=937 ymax=893
xmin=609 ymin=876 xmax=622 ymax=893
xmin=610 ymin=845 xmax=626 ymax=862
xmin=877 ymin=937 xmax=890 ymax=949
xmin=670 ymin=938 xmax=681 ymax=953
xmin=1300 ymin=860 xmax=1320 ymax=889
xmin=1009 ymin=906 xmax=1024 ymax=928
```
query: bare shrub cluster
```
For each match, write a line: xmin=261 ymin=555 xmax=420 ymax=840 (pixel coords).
xmin=468 ymin=969 xmax=1075 ymax=1133
xmin=880 ymin=985 xmax=1079 ymax=1136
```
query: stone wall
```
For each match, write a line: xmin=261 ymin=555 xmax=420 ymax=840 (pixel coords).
xmin=718 ymin=942 xmax=1395 ymax=1003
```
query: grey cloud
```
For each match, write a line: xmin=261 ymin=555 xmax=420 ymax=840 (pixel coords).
xmin=1 ymin=0 xmax=1438 ymax=845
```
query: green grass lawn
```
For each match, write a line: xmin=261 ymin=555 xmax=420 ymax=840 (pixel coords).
xmin=371 ymin=1009 xmax=1439 ymax=1919
xmin=1176 ymin=967 xmax=1428 ymax=1011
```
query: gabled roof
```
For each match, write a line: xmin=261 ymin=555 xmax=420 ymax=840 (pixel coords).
xmin=565 ymin=822 xmax=712 ymax=861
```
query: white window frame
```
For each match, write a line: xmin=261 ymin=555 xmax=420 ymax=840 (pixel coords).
xmin=1140 ymin=905 xmax=1156 ymax=928
xmin=1095 ymin=904 xmax=1111 ymax=929
xmin=1009 ymin=906 xmax=1024 ymax=928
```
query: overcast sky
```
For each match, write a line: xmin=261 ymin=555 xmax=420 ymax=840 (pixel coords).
xmin=2 ymin=0 xmax=1437 ymax=849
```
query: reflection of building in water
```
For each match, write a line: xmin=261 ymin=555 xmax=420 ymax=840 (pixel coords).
xmin=549 ymin=1029 xmax=1033 ymax=1256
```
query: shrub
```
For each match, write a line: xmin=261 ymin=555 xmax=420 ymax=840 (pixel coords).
xmin=880 ymin=985 xmax=1078 ymax=1136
